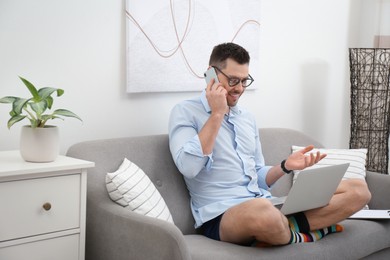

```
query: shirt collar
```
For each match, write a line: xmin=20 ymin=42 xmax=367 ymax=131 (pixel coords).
xmin=200 ymin=90 xmax=241 ymax=116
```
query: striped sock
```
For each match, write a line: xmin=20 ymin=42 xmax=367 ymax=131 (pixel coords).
xmin=289 ymin=224 xmax=344 ymax=243
xmin=252 ymin=224 xmax=344 ymax=247
xmin=288 ymin=212 xmax=310 ymax=233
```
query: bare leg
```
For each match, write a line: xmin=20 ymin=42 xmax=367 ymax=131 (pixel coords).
xmin=218 ymin=179 xmax=370 ymax=245
xmin=305 ymin=179 xmax=371 ymax=230
xmin=219 ymin=198 xmax=291 ymax=245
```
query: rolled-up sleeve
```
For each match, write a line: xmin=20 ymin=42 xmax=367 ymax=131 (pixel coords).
xmin=173 ymin=135 xmax=213 ymax=178
xmin=257 ymin=165 xmax=272 ymax=190
xmin=169 ymin=104 xmax=211 ymax=178
xmin=254 ymin=130 xmax=272 ymax=190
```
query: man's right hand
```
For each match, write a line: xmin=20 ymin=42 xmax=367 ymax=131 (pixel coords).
xmin=198 ymin=79 xmax=228 ymax=155
xmin=206 ymin=78 xmax=228 ymax=116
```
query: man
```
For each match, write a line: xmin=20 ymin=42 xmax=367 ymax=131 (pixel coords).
xmin=168 ymin=42 xmax=371 ymax=246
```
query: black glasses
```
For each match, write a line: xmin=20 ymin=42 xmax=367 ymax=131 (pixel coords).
xmin=213 ymin=66 xmax=254 ymax=88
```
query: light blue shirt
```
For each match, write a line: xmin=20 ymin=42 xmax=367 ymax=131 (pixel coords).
xmin=168 ymin=90 xmax=272 ymax=228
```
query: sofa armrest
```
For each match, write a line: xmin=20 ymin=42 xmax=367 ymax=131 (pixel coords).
xmin=86 ymin=199 xmax=191 ymax=260
xmin=366 ymin=171 xmax=390 ymax=209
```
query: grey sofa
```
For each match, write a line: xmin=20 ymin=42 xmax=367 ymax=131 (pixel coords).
xmin=66 ymin=128 xmax=390 ymax=260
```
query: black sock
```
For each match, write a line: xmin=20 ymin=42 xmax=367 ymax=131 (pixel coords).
xmin=288 ymin=212 xmax=310 ymax=233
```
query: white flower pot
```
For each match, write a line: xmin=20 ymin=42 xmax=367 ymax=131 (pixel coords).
xmin=20 ymin=125 xmax=59 ymax=162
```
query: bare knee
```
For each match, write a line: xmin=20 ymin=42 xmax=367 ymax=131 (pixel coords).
xmin=249 ymin=199 xmax=290 ymax=244
xmin=250 ymin=199 xmax=285 ymax=227
xmin=352 ymin=179 xmax=371 ymax=206
xmin=220 ymin=198 xmax=290 ymax=245
xmin=344 ymin=179 xmax=371 ymax=213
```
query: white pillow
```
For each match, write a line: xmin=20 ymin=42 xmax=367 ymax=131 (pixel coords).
xmin=106 ymin=158 xmax=174 ymax=224
xmin=292 ymin=146 xmax=369 ymax=210
xmin=291 ymin=146 xmax=368 ymax=183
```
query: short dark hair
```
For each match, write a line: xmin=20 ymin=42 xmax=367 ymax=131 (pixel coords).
xmin=209 ymin=42 xmax=250 ymax=69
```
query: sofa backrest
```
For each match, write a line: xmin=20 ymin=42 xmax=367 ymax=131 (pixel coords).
xmin=66 ymin=128 xmax=323 ymax=235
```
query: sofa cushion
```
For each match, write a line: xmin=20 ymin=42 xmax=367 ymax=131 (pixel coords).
xmin=184 ymin=219 xmax=390 ymax=260
xmin=106 ymin=158 xmax=174 ymax=223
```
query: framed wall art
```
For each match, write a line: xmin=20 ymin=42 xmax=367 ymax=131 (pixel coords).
xmin=125 ymin=0 xmax=261 ymax=93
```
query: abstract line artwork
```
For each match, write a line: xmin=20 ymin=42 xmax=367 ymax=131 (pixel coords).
xmin=125 ymin=0 xmax=261 ymax=93
xmin=349 ymin=48 xmax=390 ymax=174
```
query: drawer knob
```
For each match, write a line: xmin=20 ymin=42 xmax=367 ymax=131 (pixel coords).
xmin=43 ymin=202 xmax=52 ymax=211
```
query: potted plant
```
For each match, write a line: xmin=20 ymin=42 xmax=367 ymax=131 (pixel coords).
xmin=0 ymin=76 xmax=82 ymax=162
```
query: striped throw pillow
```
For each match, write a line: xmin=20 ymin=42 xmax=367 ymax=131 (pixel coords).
xmin=291 ymin=146 xmax=368 ymax=183
xmin=106 ymin=158 xmax=174 ymax=223
xmin=291 ymin=146 xmax=369 ymax=209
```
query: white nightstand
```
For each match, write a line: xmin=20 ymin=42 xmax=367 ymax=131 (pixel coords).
xmin=0 ymin=150 xmax=94 ymax=260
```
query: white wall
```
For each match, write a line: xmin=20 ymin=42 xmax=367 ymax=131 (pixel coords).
xmin=353 ymin=0 xmax=390 ymax=47
xmin=0 ymin=0 xmax=378 ymax=155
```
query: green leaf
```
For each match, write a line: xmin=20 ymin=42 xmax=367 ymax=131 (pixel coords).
xmin=46 ymin=96 xmax=53 ymax=109
xmin=41 ymin=114 xmax=58 ymax=121
xmin=7 ymin=115 xmax=26 ymax=129
xmin=30 ymin=100 xmax=48 ymax=116
xmin=12 ymin=98 xmax=29 ymax=115
xmin=56 ymin=89 xmax=64 ymax=96
xmin=40 ymin=114 xmax=63 ymax=127
xmin=0 ymin=96 xmax=17 ymax=103
xmin=38 ymin=87 xmax=61 ymax=100
xmin=19 ymin=76 xmax=39 ymax=100
xmin=53 ymin=109 xmax=82 ymax=121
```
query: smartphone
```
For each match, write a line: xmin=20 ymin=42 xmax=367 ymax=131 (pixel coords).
xmin=204 ymin=67 xmax=219 ymax=85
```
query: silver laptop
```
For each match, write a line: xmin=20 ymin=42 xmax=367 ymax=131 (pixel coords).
xmin=269 ymin=163 xmax=349 ymax=215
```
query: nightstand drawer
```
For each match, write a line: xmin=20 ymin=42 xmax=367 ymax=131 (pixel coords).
xmin=0 ymin=174 xmax=81 ymax=241
xmin=0 ymin=234 xmax=80 ymax=260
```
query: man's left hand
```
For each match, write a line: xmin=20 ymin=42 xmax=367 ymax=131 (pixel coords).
xmin=285 ymin=145 xmax=326 ymax=171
